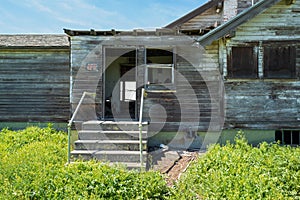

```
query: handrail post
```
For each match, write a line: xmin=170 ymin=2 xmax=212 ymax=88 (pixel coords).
xmin=67 ymin=92 xmax=88 ymax=164
xmin=67 ymin=124 xmax=72 ymax=164
xmin=138 ymin=88 xmax=145 ymax=170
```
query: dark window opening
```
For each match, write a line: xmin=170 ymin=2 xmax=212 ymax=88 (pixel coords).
xmin=146 ymin=48 xmax=175 ymax=89
xmin=264 ymin=46 xmax=296 ymax=78
xmin=275 ymin=130 xmax=300 ymax=145
xmin=227 ymin=47 xmax=258 ymax=78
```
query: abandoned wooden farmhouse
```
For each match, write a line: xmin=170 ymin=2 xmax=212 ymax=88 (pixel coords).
xmin=0 ymin=0 xmax=299 ymax=167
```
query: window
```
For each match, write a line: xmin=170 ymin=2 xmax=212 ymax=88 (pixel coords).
xmin=120 ymin=81 xmax=136 ymax=101
xmin=146 ymin=64 xmax=174 ymax=84
xmin=275 ymin=130 xmax=300 ymax=145
xmin=227 ymin=47 xmax=258 ymax=78
xmin=145 ymin=48 xmax=175 ymax=89
xmin=227 ymin=43 xmax=297 ymax=79
xmin=264 ymin=45 xmax=296 ymax=78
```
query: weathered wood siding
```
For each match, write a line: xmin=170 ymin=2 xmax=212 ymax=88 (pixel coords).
xmin=233 ymin=0 xmax=300 ymax=41
xmin=225 ymin=81 xmax=300 ymax=129
xmin=69 ymin=36 xmax=103 ymax=121
xmin=222 ymin=0 xmax=300 ymax=129
xmin=0 ymin=47 xmax=70 ymax=122
xmin=69 ymin=34 xmax=223 ymax=131
xmin=180 ymin=7 xmax=222 ymax=30
xmin=144 ymin=41 xmax=223 ymax=132
xmin=237 ymin=0 xmax=261 ymax=14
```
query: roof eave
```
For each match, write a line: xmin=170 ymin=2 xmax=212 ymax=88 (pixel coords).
xmin=165 ymin=0 xmax=224 ymax=29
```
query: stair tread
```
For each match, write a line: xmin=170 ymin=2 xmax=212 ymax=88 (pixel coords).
xmin=110 ymin=162 xmax=146 ymax=168
xmin=69 ymin=161 xmax=145 ymax=167
xmin=75 ymin=140 xmax=147 ymax=144
xmin=72 ymin=150 xmax=147 ymax=155
xmin=74 ymin=120 xmax=149 ymax=169
xmin=83 ymin=120 xmax=149 ymax=125
xmin=79 ymin=130 xmax=147 ymax=134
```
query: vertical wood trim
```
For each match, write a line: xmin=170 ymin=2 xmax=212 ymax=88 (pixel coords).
xmin=172 ymin=46 xmax=177 ymax=85
xmin=258 ymin=41 xmax=264 ymax=78
xmin=136 ymin=46 xmax=146 ymax=120
xmin=102 ymin=47 xmax=106 ymax=119
xmin=219 ymin=39 xmax=226 ymax=76
xmin=226 ymin=46 xmax=232 ymax=78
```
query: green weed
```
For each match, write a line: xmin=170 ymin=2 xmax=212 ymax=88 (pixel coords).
xmin=0 ymin=126 xmax=170 ymax=199
xmin=173 ymin=131 xmax=300 ymax=199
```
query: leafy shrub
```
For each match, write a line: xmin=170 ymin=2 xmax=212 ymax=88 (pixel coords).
xmin=173 ymin=131 xmax=300 ymax=200
xmin=0 ymin=126 xmax=170 ymax=199
xmin=2 ymin=127 xmax=299 ymax=199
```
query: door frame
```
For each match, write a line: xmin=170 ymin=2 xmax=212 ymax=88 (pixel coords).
xmin=102 ymin=46 xmax=138 ymax=120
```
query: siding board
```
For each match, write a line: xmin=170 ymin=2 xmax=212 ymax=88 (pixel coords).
xmin=69 ymin=35 xmax=223 ymax=132
xmin=221 ymin=0 xmax=300 ymax=129
xmin=0 ymin=46 xmax=70 ymax=123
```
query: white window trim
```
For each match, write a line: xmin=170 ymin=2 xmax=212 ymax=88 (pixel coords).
xmin=145 ymin=63 xmax=175 ymax=85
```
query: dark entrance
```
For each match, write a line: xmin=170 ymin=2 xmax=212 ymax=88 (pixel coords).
xmin=104 ymin=48 xmax=137 ymax=120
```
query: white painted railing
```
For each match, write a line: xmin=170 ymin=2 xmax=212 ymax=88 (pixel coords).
xmin=138 ymin=88 xmax=145 ymax=170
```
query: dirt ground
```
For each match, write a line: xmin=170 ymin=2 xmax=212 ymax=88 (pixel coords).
xmin=165 ymin=152 xmax=199 ymax=186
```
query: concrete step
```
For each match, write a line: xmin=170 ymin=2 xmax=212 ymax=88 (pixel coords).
xmin=71 ymin=150 xmax=148 ymax=163
xmin=74 ymin=140 xmax=147 ymax=151
xmin=110 ymin=162 xmax=147 ymax=170
xmin=82 ymin=120 xmax=148 ymax=131
xmin=69 ymin=161 xmax=146 ymax=170
xmin=78 ymin=130 xmax=147 ymax=140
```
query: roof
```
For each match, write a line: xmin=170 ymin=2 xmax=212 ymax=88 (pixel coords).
xmin=165 ymin=0 xmax=224 ymax=29
xmin=197 ymin=0 xmax=282 ymax=46
xmin=0 ymin=34 xmax=69 ymax=47
xmin=64 ymin=28 xmax=203 ymax=36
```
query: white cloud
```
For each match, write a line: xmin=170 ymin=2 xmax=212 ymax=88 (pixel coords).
xmin=1 ymin=0 xmax=205 ymax=33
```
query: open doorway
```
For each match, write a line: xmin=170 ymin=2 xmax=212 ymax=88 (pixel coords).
xmin=104 ymin=48 xmax=137 ymax=120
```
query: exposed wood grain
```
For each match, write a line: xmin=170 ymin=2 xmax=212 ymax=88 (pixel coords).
xmin=0 ymin=47 xmax=70 ymax=123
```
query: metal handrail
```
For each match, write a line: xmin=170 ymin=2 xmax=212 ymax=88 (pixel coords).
xmin=67 ymin=90 xmax=145 ymax=168
xmin=138 ymin=88 xmax=145 ymax=170
xmin=67 ymin=91 xmax=94 ymax=164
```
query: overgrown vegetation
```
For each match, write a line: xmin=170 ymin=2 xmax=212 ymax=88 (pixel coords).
xmin=0 ymin=126 xmax=170 ymax=199
xmin=1 ymin=127 xmax=299 ymax=199
xmin=174 ymin=131 xmax=300 ymax=200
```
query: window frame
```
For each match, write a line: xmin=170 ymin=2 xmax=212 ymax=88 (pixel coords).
xmin=144 ymin=47 xmax=176 ymax=91
xmin=145 ymin=63 xmax=175 ymax=85
xmin=263 ymin=43 xmax=297 ymax=79
xmin=226 ymin=45 xmax=258 ymax=79
xmin=226 ymin=42 xmax=298 ymax=80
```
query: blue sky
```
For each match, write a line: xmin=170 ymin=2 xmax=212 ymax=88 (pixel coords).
xmin=1 ymin=0 xmax=207 ymax=34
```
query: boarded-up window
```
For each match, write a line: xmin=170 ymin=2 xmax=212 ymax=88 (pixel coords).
xmin=228 ymin=47 xmax=258 ymax=78
xmin=264 ymin=46 xmax=296 ymax=78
